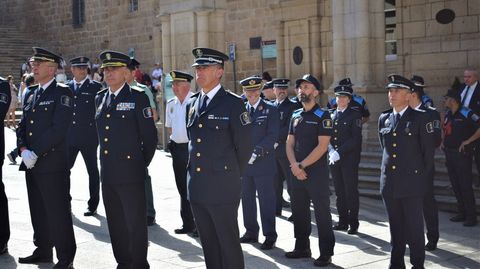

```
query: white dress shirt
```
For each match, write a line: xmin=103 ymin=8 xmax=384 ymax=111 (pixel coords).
xmin=165 ymin=91 xmax=192 ymax=143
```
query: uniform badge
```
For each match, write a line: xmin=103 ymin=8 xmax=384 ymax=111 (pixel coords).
xmin=426 ymin=122 xmax=434 ymax=133
xmin=60 ymin=95 xmax=72 ymax=107
xmin=196 ymin=49 xmax=203 ymax=57
xmin=249 ymin=79 xmax=256 ymax=85
xmin=240 ymin=111 xmax=251 ymax=125
xmin=433 ymin=120 xmax=440 ymax=129
xmin=322 ymin=119 xmax=333 ymax=129
xmin=188 ymin=107 xmax=195 ymax=118
xmin=280 ymin=111 xmax=284 ymax=120
xmin=385 ymin=118 xmax=391 ymax=127
xmin=116 ymin=102 xmax=135 ymax=111
xmin=143 ymin=107 xmax=153 ymax=118
xmin=0 ymin=93 xmax=8 ymax=104
xmin=258 ymin=105 xmax=263 ymax=111
xmin=27 ymin=94 xmax=34 ymax=104
xmin=106 ymin=53 xmax=111 ymax=60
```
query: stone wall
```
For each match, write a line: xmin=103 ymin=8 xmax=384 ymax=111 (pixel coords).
xmin=389 ymin=0 xmax=480 ymax=110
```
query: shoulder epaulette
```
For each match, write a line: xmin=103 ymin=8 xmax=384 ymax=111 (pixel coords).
xmin=191 ymin=92 xmax=200 ymax=98
xmin=97 ymin=88 xmax=108 ymax=95
xmin=131 ymin=85 xmax=144 ymax=92
xmin=414 ymin=108 xmax=426 ymax=113
xmin=225 ymin=90 xmax=242 ymax=99
xmin=0 ymin=76 xmax=5 ymax=81
xmin=314 ymin=108 xmax=325 ymax=118
xmin=167 ymin=98 xmax=175 ymax=103
xmin=353 ymin=95 xmax=365 ymax=104
xmin=292 ymin=108 xmax=303 ymax=117
xmin=27 ymin=84 xmax=39 ymax=90
xmin=57 ymin=82 xmax=68 ymax=88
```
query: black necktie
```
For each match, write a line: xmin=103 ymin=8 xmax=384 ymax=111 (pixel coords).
xmin=34 ymin=87 xmax=43 ymax=104
xmin=199 ymin=95 xmax=209 ymax=114
xmin=337 ymin=111 xmax=343 ymax=118
xmin=75 ymin=83 xmax=81 ymax=92
xmin=461 ymin=86 xmax=471 ymax=106
xmin=107 ymin=93 xmax=115 ymax=107
xmin=394 ymin=113 xmax=401 ymax=127
xmin=249 ymin=106 xmax=255 ymax=117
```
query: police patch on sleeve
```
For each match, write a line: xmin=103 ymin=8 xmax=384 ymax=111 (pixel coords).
xmin=322 ymin=119 xmax=333 ymax=129
xmin=143 ymin=107 xmax=153 ymax=118
xmin=240 ymin=111 xmax=251 ymax=125
xmin=0 ymin=93 xmax=8 ymax=104
xmin=426 ymin=122 xmax=434 ymax=133
xmin=60 ymin=95 xmax=72 ymax=107
xmin=433 ymin=119 xmax=440 ymax=129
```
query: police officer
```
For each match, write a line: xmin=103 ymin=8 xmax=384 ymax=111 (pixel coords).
xmin=271 ymin=78 xmax=295 ymax=215
xmin=378 ymin=75 xmax=435 ymax=269
xmin=186 ymin=47 xmax=252 ymax=269
xmin=443 ymin=89 xmax=480 ymax=227
xmin=17 ymin=47 xmax=76 ymax=269
xmin=261 ymin=80 xmax=276 ymax=101
xmin=328 ymin=85 xmax=362 ymax=234
xmin=165 ymin=70 xmax=196 ymax=235
xmin=285 ymin=74 xmax=335 ymax=267
xmin=0 ymin=76 xmax=11 ymax=255
xmin=411 ymin=75 xmax=435 ymax=108
xmin=67 ymin=56 xmax=102 ymax=216
xmin=408 ymin=81 xmax=442 ymax=250
xmin=327 ymin=78 xmax=370 ymax=123
xmin=126 ymin=58 xmax=157 ymax=226
xmin=95 ymin=50 xmax=157 ymax=268
xmin=239 ymin=76 xmax=279 ymax=250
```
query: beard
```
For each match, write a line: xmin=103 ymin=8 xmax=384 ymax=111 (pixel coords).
xmin=299 ymin=93 xmax=313 ymax=103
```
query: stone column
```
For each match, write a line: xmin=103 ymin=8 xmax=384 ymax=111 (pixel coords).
xmin=195 ymin=10 xmax=211 ymax=48
xmin=276 ymin=21 xmax=286 ymax=78
xmin=160 ymin=14 xmax=171 ymax=73
xmin=332 ymin=0 xmax=346 ymax=87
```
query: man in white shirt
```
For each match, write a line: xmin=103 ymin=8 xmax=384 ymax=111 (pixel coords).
xmin=151 ymin=63 xmax=163 ymax=90
xmin=165 ymin=70 xmax=196 ymax=236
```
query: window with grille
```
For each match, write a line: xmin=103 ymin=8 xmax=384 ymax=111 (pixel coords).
xmin=72 ymin=0 xmax=85 ymax=27
xmin=129 ymin=0 xmax=139 ymax=12
xmin=385 ymin=0 xmax=396 ymax=60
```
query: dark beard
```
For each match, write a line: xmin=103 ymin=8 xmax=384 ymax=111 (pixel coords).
xmin=299 ymin=93 xmax=312 ymax=103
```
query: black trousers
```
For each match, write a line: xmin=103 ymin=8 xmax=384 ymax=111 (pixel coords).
xmin=274 ymin=155 xmax=292 ymax=213
xmin=444 ymin=148 xmax=477 ymax=220
xmin=474 ymin=144 xmax=480 ymax=185
xmin=170 ymin=141 xmax=195 ymax=229
xmin=330 ymin=154 xmax=360 ymax=228
xmin=423 ymin=168 xmax=439 ymax=245
xmin=191 ymin=202 xmax=244 ymax=269
xmin=102 ymin=182 xmax=149 ymax=269
xmin=25 ymin=170 xmax=76 ymax=263
xmin=68 ymin=144 xmax=100 ymax=211
xmin=382 ymin=195 xmax=424 ymax=269
xmin=291 ymin=185 xmax=335 ymax=256
xmin=0 ymin=163 xmax=10 ymax=246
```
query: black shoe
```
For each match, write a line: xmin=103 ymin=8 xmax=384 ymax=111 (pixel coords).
xmin=6 ymin=153 xmax=16 ymax=165
xmin=83 ymin=209 xmax=97 ymax=217
xmin=332 ymin=224 xmax=348 ymax=231
xmin=0 ymin=243 xmax=7 ymax=255
xmin=239 ymin=234 xmax=258 ymax=243
xmin=175 ymin=227 xmax=193 ymax=234
xmin=282 ymin=200 xmax=291 ymax=208
xmin=260 ymin=239 xmax=275 ymax=250
xmin=450 ymin=214 xmax=465 ymax=222
xmin=18 ymin=251 xmax=53 ymax=264
xmin=147 ymin=216 xmax=156 ymax=226
xmin=347 ymin=227 xmax=358 ymax=234
xmin=53 ymin=261 xmax=74 ymax=269
xmin=287 ymin=215 xmax=294 ymax=222
xmin=425 ymin=242 xmax=437 ymax=251
xmin=285 ymin=249 xmax=312 ymax=259
xmin=463 ymin=219 xmax=478 ymax=227
xmin=314 ymin=256 xmax=332 ymax=267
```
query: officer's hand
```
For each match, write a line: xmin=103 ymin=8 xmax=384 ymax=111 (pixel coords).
xmin=296 ymin=169 xmax=308 ymax=180
xmin=329 ymin=150 xmax=340 ymax=163
xmin=248 ymin=153 xmax=258 ymax=164
xmin=274 ymin=143 xmax=279 ymax=149
xmin=459 ymin=141 xmax=469 ymax=153
xmin=21 ymin=150 xmax=38 ymax=169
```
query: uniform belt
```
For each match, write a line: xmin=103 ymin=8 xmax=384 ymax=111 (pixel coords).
xmin=170 ymin=140 xmax=188 ymax=147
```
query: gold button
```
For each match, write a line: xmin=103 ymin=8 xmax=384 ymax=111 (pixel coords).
xmin=30 ymin=120 xmax=34 ymax=124
xmin=32 ymin=109 xmax=35 ymax=112
xmin=408 ymin=133 xmax=412 ymax=136
xmin=104 ymin=150 xmax=108 ymax=155
xmin=106 ymin=114 xmax=111 ymax=118
xmin=393 ymin=143 xmax=397 ymax=147
xmin=127 ymin=155 xmax=131 ymax=159
xmin=224 ymin=166 xmax=228 ymax=170
xmin=86 ymin=101 xmax=89 ymax=103
xmin=197 ymin=138 xmax=201 ymax=143
xmin=335 ymin=145 xmax=338 ymax=149
xmin=74 ymin=96 xmax=77 ymax=99
xmin=196 ymin=167 xmax=201 ymax=172
xmin=105 ymin=126 xmax=110 ymax=130
xmin=216 ymin=126 xmax=219 ymax=129
xmin=44 ymin=108 xmax=48 ymax=111
xmin=392 ymin=165 xmax=396 ymax=170
xmin=29 ymin=132 xmax=32 ymax=136
xmin=73 ymin=113 xmax=76 ymax=116
xmin=334 ymin=130 xmax=338 ymax=133
xmin=198 ymin=123 xmax=203 ymax=128
xmin=74 ymin=104 xmax=76 ymax=107
xmin=73 ymin=121 xmax=76 ymax=125
xmin=122 ymin=115 xmax=125 ymax=118
xmin=393 ymin=154 xmax=397 ymax=158
xmin=196 ymin=153 xmax=201 ymax=157
xmin=393 ymin=132 xmax=396 ymax=136
xmin=104 ymin=138 xmax=108 ymax=142
xmin=335 ymin=122 xmax=338 ymax=125
xmin=414 ymin=170 xmax=418 ymax=173
xmin=334 ymin=137 xmax=337 ymax=140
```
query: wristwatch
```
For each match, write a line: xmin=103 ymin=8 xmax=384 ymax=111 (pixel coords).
xmin=298 ymin=163 xmax=304 ymax=170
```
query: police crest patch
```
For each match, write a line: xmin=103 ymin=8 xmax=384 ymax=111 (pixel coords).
xmin=426 ymin=122 xmax=434 ymax=133
xmin=143 ymin=107 xmax=153 ymax=118
xmin=240 ymin=111 xmax=251 ymax=125
xmin=0 ymin=93 xmax=8 ymax=104
xmin=322 ymin=119 xmax=333 ymax=129
xmin=60 ymin=95 xmax=72 ymax=107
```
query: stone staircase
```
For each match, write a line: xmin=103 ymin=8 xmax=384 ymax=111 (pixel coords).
xmin=0 ymin=25 xmax=35 ymax=79
xmin=357 ymin=137 xmax=480 ymax=213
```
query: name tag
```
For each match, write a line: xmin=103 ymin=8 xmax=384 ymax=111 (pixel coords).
xmin=208 ymin=114 xmax=229 ymax=120
xmin=81 ymin=92 xmax=92 ymax=95
xmin=257 ymin=116 xmax=267 ymax=119
xmin=116 ymin=102 xmax=135 ymax=111
xmin=39 ymin=100 xmax=54 ymax=106
xmin=305 ymin=120 xmax=318 ymax=125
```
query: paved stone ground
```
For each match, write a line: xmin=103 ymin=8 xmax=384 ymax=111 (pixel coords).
xmin=0 ymin=127 xmax=479 ymax=269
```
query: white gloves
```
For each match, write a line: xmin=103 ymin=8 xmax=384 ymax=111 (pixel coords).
xmin=274 ymin=143 xmax=279 ymax=149
xmin=328 ymin=150 xmax=340 ymax=165
xmin=248 ymin=153 xmax=258 ymax=165
xmin=21 ymin=150 xmax=38 ymax=169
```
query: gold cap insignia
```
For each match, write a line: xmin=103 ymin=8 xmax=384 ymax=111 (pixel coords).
xmin=171 ymin=72 xmax=176 ymax=79
xmin=106 ymin=53 xmax=111 ymax=60
xmin=80 ymin=57 xmax=85 ymax=62
xmin=249 ymin=79 xmax=256 ymax=85
xmin=196 ymin=49 xmax=203 ymax=57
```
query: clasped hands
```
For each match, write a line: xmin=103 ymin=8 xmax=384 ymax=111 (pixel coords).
xmin=21 ymin=149 xmax=38 ymax=169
